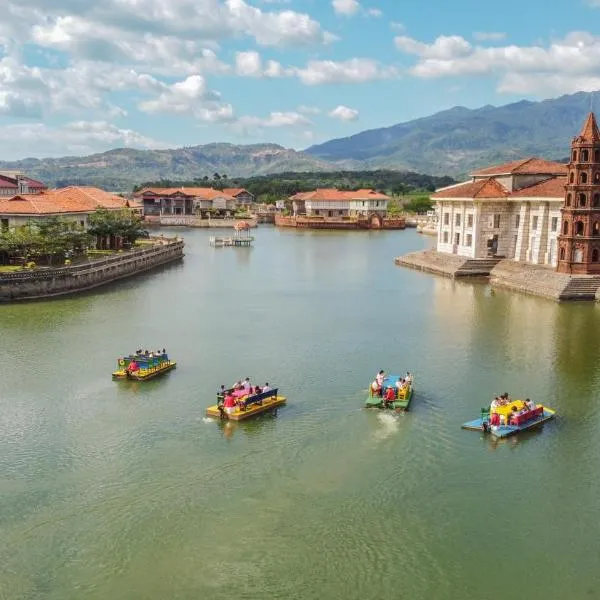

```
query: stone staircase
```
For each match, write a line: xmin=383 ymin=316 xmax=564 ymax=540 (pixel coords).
xmin=455 ymin=257 xmax=503 ymax=278
xmin=559 ymin=277 xmax=600 ymax=301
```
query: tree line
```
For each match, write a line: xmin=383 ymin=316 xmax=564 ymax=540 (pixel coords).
xmin=133 ymin=170 xmax=456 ymax=203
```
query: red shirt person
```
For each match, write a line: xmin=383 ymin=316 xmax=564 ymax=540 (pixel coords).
xmin=127 ymin=360 xmax=140 ymax=373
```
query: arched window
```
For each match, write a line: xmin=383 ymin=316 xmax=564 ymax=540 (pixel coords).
xmin=563 ymin=220 xmax=569 ymax=234
xmin=580 ymin=193 xmax=587 ymax=207
xmin=594 ymin=194 xmax=600 ymax=207
xmin=595 ymin=149 xmax=600 ymax=162
xmin=582 ymin=149 xmax=590 ymax=162
xmin=566 ymin=193 xmax=572 ymax=206
xmin=594 ymin=222 xmax=600 ymax=236
xmin=570 ymin=172 xmax=575 ymax=184
xmin=595 ymin=173 xmax=600 ymax=184
xmin=576 ymin=221 xmax=585 ymax=236
xmin=593 ymin=249 xmax=599 ymax=263
xmin=560 ymin=247 xmax=566 ymax=261
xmin=581 ymin=172 xmax=588 ymax=184
xmin=573 ymin=150 xmax=578 ymax=162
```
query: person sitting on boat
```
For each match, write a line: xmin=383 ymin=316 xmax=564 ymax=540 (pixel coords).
xmin=384 ymin=386 xmax=396 ymax=405
xmin=371 ymin=380 xmax=382 ymax=397
xmin=376 ymin=370 xmax=385 ymax=388
xmin=253 ymin=385 xmax=262 ymax=395
xmin=126 ymin=359 xmax=140 ymax=374
xmin=223 ymin=393 xmax=237 ymax=415
xmin=243 ymin=377 xmax=251 ymax=391
xmin=395 ymin=378 xmax=404 ymax=393
xmin=233 ymin=380 xmax=242 ymax=390
xmin=405 ymin=372 xmax=413 ymax=385
xmin=262 ymin=383 xmax=271 ymax=393
xmin=525 ymin=398 xmax=535 ymax=411
xmin=490 ymin=397 xmax=500 ymax=411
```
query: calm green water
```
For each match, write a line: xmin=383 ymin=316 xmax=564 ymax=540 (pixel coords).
xmin=1 ymin=227 xmax=600 ymax=600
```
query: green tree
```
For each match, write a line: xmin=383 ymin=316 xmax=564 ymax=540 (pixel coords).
xmin=88 ymin=209 xmax=148 ymax=249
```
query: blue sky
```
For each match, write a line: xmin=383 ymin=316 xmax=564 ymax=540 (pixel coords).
xmin=1 ymin=0 xmax=600 ymax=159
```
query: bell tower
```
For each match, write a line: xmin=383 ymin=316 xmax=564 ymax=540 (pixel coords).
xmin=557 ymin=112 xmax=600 ymax=274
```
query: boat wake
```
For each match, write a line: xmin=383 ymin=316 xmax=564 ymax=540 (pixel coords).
xmin=201 ymin=417 xmax=214 ymax=424
xmin=374 ymin=412 xmax=400 ymax=439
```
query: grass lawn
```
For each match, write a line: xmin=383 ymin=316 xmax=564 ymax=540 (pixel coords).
xmin=0 ymin=265 xmax=23 ymax=272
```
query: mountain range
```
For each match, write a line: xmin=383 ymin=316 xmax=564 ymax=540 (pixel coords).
xmin=1 ymin=90 xmax=597 ymax=190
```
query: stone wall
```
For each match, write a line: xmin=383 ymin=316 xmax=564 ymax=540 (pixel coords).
xmin=0 ymin=239 xmax=184 ymax=302
xmin=395 ymin=249 xmax=468 ymax=277
xmin=156 ymin=216 xmax=257 ymax=228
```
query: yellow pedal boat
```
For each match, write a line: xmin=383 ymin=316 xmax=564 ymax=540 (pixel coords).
xmin=112 ymin=352 xmax=176 ymax=381
xmin=206 ymin=387 xmax=286 ymax=421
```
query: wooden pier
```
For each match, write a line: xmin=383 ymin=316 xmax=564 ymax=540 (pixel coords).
xmin=209 ymin=221 xmax=254 ymax=247
xmin=209 ymin=236 xmax=254 ymax=247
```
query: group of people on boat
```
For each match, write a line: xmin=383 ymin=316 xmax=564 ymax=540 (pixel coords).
xmin=488 ymin=393 xmax=536 ymax=427
xmin=370 ymin=370 xmax=412 ymax=403
xmin=123 ymin=348 xmax=169 ymax=375
xmin=218 ymin=378 xmax=272 ymax=414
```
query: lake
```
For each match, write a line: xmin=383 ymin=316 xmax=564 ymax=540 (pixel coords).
xmin=1 ymin=226 xmax=599 ymax=600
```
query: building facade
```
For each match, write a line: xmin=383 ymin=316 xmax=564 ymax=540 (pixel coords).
xmin=290 ymin=189 xmax=390 ymax=218
xmin=433 ymin=157 xmax=568 ymax=267
xmin=0 ymin=172 xmax=47 ymax=197
xmin=136 ymin=187 xmax=252 ymax=217
xmin=0 ymin=186 xmax=132 ymax=230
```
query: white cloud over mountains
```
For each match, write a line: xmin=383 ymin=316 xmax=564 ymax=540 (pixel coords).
xmin=395 ymin=31 xmax=600 ymax=95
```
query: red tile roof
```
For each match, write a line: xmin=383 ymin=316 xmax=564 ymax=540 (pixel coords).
xmin=0 ymin=186 xmax=129 ymax=215
xmin=471 ymin=158 xmax=567 ymax=177
xmin=433 ymin=178 xmax=508 ymax=199
xmin=136 ymin=187 xmax=234 ymax=200
xmin=222 ymin=187 xmax=251 ymax=197
xmin=577 ymin=112 xmax=600 ymax=143
xmin=510 ymin=176 xmax=567 ymax=198
xmin=291 ymin=188 xmax=390 ymax=202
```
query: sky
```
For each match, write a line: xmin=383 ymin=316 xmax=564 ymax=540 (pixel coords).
xmin=2 ymin=0 xmax=600 ymax=159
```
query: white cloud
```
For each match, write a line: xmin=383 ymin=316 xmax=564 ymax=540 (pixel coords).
xmin=390 ymin=21 xmax=405 ymax=32
xmin=234 ymin=50 xmax=286 ymax=77
xmin=473 ymin=31 xmax=506 ymax=42
xmin=394 ymin=31 xmax=600 ymax=95
xmin=237 ymin=111 xmax=310 ymax=128
xmin=328 ymin=104 xmax=359 ymax=121
xmin=332 ymin=0 xmax=361 ymax=16
xmin=367 ymin=8 xmax=382 ymax=17
xmin=0 ymin=121 xmax=166 ymax=159
xmin=294 ymin=58 xmax=398 ymax=85
xmin=138 ymin=74 xmax=234 ymax=122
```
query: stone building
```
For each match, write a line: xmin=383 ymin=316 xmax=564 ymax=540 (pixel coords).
xmin=0 ymin=186 xmax=131 ymax=230
xmin=136 ymin=187 xmax=252 ymax=217
xmin=289 ymin=189 xmax=390 ymax=218
xmin=432 ymin=113 xmax=600 ymax=272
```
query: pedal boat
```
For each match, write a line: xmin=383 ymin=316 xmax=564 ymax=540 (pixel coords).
xmin=462 ymin=399 xmax=556 ymax=438
xmin=365 ymin=374 xmax=414 ymax=411
xmin=206 ymin=387 xmax=286 ymax=421
xmin=112 ymin=352 xmax=176 ymax=381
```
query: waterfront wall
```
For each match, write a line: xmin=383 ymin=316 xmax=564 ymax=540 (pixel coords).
xmin=275 ymin=215 xmax=406 ymax=230
xmin=146 ymin=216 xmax=257 ymax=228
xmin=0 ymin=239 xmax=184 ymax=302
xmin=396 ymin=248 xmax=600 ymax=302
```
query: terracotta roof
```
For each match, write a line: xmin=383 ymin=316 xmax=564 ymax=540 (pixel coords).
xmin=433 ymin=178 xmax=508 ymax=199
xmin=0 ymin=175 xmax=47 ymax=189
xmin=291 ymin=188 xmax=390 ymax=202
xmin=223 ymin=188 xmax=252 ymax=197
xmin=136 ymin=186 xmax=234 ymax=200
xmin=471 ymin=158 xmax=567 ymax=177
xmin=577 ymin=112 xmax=600 ymax=143
xmin=510 ymin=176 xmax=567 ymax=198
xmin=0 ymin=186 xmax=129 ymax=216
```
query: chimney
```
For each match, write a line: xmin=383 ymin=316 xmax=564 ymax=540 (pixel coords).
xmin=17 ymin=176 xmax=28 ymax=195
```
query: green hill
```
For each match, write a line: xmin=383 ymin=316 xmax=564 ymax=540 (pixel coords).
xmin=306 ymin=91 xmax=596 ymax=177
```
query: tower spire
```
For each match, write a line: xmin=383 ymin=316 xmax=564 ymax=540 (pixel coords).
xmin=579 ymin=111 xmax=600 ymax=143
